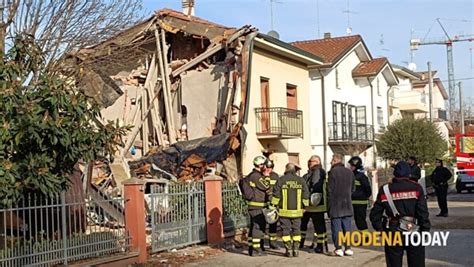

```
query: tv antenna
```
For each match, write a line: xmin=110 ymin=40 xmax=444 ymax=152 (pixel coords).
xmin=342 ymin=0 xmax=358 ymax=35
xmin=268 ymin=0 xmax=283 ymax=31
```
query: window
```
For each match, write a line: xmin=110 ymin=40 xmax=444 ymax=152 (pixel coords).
xmin=377 ymin=78 xmax=381 ymax=96
xmin=260 ymin=77 xmax=270 ymax=108
xmin=377 ymin=107 xmax=384 ymax=127
xmin=336 ymin=68 xmax=340 ymax=89
xmin=286 ymin=84 xmax=297 ymax=110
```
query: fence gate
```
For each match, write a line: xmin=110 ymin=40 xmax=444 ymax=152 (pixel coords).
xmin=150 ymin=182 xmax=206 ymax=253
xmin=222 ymin=182 xmax=249 ymax=233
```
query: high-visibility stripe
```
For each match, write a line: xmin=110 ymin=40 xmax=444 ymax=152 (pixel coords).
xmin=249 ymin=181 xmax=256 ymax=187
xmin=247 ymin=201 xmax=266 ymax=207
xmin=269 ymin=236 xmax=278 ymax=241
xmin=297 ymin=189 xmax=302 ymax=210
xmin=355 ymin=180 xmax=361 ymax=186
xmin=252 ymin=238 xmax=260 ymax=243
xmin=269 ymin=233 xmax=277 ymax=237
xmin=279 ymin=209 xmax=304 ymax=218
xmin=352 ymin=200 xmax=368 ymax=205
xmin=269 ymin=180 xmax=277 ymax=185
xmin=282 ymin=188 xmax=288 ymax=211
xmin=292 ymin=235 xmax=302 ymax=242
xmin=271 ymin=197 xmax=280 ymax=206
xmin=302 ymin=199 xmax=309 ymax=207
xmin=316 ymin=239 xmax=325 ymax=244
xmin=316 ymin=233 xmax=327 ymax=237
xmin=282 ymin=235 xmax=292 ymax=242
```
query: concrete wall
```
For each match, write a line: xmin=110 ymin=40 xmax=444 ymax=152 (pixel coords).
xmin=242 ymin=48 xmax=313 ymax=175
xmin=308 ymin=48 xmax=394 ymax=170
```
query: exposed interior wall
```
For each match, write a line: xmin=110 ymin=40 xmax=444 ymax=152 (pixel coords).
xmin=181 ymin=64 xmax=229 ymax=139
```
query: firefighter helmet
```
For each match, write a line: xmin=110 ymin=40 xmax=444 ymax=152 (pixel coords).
xmin=253 ymin=156 xmax=267 ymax=166
xmin=262 ymin=207 xmax=279 ymax=224
xmin=310 ymin=193 xmax=322 ymax=206
xmin=264 ymin=159 xmax=274 ymax=169
xmin=348 ymin=156 xmax=363 ymax=170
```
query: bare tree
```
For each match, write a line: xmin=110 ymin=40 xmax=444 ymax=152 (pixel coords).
xmin=0 ymin=0 xmax=143 ymax=70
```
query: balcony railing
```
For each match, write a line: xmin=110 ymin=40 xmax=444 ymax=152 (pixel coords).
xmin=255 ymin=107 xmax=303 ymax=138
xmin=328 ymin=122 xmax=374 ymax=143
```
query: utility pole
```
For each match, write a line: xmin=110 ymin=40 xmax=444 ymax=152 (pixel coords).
xmin=428 ymin=61 xmax=433 ymax=122
xmin=459 ymin=82 xmax=465 ymax=134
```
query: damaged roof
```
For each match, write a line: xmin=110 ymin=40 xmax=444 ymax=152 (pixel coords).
xmin=291 ymin=35 xmax=363 ymax=66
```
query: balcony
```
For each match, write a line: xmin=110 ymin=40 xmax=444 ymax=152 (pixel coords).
xmin=255 ymin=107 xmax=303 ymax=138
xmin=328 ymin=122 xmax=374 ymax=144
xmin=392 ymin=90 xmax=429 ymax=113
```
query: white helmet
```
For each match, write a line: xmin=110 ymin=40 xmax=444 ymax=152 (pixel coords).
xmin=262 ymin=207 xmax=279 ymax=224
xmin=310 ymin=193 xmax=322 ymax=206
xmin=253 ymin=156 xmax=267 ymax=166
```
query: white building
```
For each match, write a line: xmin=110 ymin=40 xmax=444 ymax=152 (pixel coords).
xmin=292 ymin=34 xmax=398 ymax=170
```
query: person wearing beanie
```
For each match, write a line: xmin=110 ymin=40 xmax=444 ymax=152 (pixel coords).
xmin=431 ymin=159 xmax=452 ymax=217
xmin=370 ymin=161 xmax=431 ymax=267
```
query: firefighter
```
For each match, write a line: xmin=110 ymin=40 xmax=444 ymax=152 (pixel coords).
xmin=370 ymin=161 xmax=431 ymax=267
xmin=349 ymin=156 xmax=372 ymax=240
xmin=262 ymin=159 xmax=280 ymax=249
xmin=241 ymin=155 xmax=270 ymax=256
xmin=271 ymin=163 xmax=309 ymax=257
xmin=300 ymin=155 xmax=329 ymax=253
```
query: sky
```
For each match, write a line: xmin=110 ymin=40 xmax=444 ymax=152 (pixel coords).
xmin=143 ymin=0 xmax=474 ymax=100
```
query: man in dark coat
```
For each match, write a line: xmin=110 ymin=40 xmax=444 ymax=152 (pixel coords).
xmin=431 ymin=159 xmax=452 ymax=217
xmin=408 ymin=156 xmax=421 ymax=181
xmin=328 ymin=153 xmax=355 ymax=257
xmin=370 ymin=161 xmax=431 ymax=267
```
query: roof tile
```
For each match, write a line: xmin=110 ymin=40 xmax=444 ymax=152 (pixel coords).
xmin=352 ymin=58 xmax=388 ymax=77
xmin=291 ymin=35 xmax=362 ymax=65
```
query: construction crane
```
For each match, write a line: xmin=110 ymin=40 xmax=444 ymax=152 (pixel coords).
xmin=410 ymin=18 xmax=473 ymax=122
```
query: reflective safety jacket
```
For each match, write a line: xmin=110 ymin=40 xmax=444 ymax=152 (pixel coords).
xmin=351 ymin=170 xmax=372 ymax=205
xmin=241 ymin=169 xmax=270 ymax=210
xmin=271 ymin=171 xmax=309 ymax=218
xmin=303 ymin=166 xmax=327 ymax=212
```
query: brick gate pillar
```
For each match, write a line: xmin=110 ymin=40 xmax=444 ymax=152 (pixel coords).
xmin=204 ymin=175 xmax=224 ymax=245
xmin=123 ymin=178 xmax=147 ymax=263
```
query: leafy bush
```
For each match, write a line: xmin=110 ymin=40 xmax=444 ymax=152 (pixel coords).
xmin=376 ymin=117 xmax=447 ymax=165
xmin=0 ymin=36 xmax=128 ymax=207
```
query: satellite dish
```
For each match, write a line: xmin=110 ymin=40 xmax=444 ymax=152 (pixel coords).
xmin=267 ymin=30 xmax=280 ymax=39
xmin=408 ymin=62 xmax=417 ymax=71
xmin=346 ymin=27 xmax=352 ymax=35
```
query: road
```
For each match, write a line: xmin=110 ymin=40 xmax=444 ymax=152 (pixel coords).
xmin=185 ymin=192 xmax=474 ymax=267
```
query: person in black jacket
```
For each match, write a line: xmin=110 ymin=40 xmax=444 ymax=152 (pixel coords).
xmin=349 ymin=156 xmax=372 ymax=234
xmin=300 ymin=155 xmax=328 ymax=253
xmin=328 ymin=153 xmax=355 ymax=257
xmin=370 ymin=161 xmax=431 ymax=267
xmin=431 ymin=159 xmax=452 ymax=217
xmin=240 ymin=155 xmax=270 ymax=256
xmin=408 ymin=156 xmax=421 ymax=181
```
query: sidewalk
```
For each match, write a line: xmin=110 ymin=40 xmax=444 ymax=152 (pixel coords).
xmin=183 ymin=192 xmax=474 ymax=267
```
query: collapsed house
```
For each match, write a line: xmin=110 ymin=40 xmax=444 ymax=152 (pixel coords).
xmin=70 ymin=9 xmax=259 ymax=188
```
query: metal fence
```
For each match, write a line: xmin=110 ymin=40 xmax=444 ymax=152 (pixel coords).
xmin=149 ymin=182 xmax=206 ymax=253
xmin=0 ymin=192 xmax=129 ymax=266
xmin=222 ymin=182 xmax=249 ymax=233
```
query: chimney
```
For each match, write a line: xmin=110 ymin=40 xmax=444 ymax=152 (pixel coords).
xmin=182 ymin=0 xmax=195 ymax=16
xmin=324 ymin=32 xmax=331 ymax=39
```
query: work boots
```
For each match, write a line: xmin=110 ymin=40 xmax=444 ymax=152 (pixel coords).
xmin=314 ymin=244 xmax=324 ymax=254
xmin=299 ymin=238 xmax=305 ymax=249
xmin=260 ymin=239 xmax=266 ymax=251
xmin=293 ymin=241 xmax=300 ymax=257
xmin=284 ymin=242 xmax=292 ymax=257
